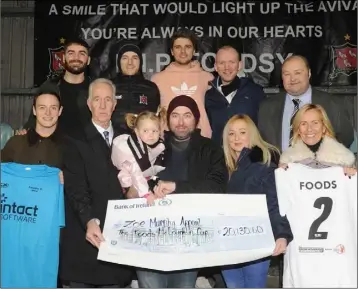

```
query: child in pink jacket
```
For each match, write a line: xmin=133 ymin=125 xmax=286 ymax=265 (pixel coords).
xmin=111 ymin=110 xmax=166 ymax=203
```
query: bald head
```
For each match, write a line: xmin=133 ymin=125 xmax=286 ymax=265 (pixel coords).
xmin=281 ymin=55 xmax=311 ymax=97
xmin=282 ymin=55 xmax=310 ymax=70
xmin=215 ymin=46 xmax=241 ymax=85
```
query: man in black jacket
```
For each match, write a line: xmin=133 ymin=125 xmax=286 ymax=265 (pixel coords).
xmin=22 ymin=38 xmax=92 ymax=134
xmin=205 ymin=46 xmax=266 ymax=145
xmin=111 ymin=42 xmax=160 ymax=132
xmin=133 ymin=95 xmax=228 ymax=288
xmin=61 ymin=78 xmax=132 ymax=287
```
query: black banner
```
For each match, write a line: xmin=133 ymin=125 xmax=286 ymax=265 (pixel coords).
xmin=34 ymin=0 xmax=357 ymax=87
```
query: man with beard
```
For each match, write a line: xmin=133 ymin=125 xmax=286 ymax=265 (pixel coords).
xmin=205 ymin=46 xmax=266 ymax=145
xmin=151 ymin=29 xmax=213 ymax=138
xmin=111 ymin=42 xmax=160 ymax=132
xmin=21 ymin=38 xmax=91 ymax=134
xmin=127 ymin=95 xmax=227 ymax=288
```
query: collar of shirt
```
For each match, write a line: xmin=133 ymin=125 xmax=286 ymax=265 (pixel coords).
xmin=27 ymin=128 xmax=61 ymax=146
xmin=92 ymin=120 xmax=114 ymax=145
xmin=216 ymin=78 xmax=236 ymax=104
xmin=286 ymin=85 xmax=312 ymax=106
xmin=281 ymin=86 xmax=312 ymax=151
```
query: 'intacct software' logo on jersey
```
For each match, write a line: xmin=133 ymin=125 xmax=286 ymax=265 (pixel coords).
xmin=0 ymin=193 xmax=39 ymax=223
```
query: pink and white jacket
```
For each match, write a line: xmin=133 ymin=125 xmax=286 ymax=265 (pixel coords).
xmin=111 ymin=134 xmax=165 ymax=197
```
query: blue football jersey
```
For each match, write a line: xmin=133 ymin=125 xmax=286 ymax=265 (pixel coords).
xmin=1 ymin=163 xmax=65 ymax=288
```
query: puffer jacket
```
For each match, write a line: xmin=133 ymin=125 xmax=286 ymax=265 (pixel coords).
xmin=227 ymin=146 xmax=293 ymax=242
xmin=111 ymin=44 xmax=160 ymax=132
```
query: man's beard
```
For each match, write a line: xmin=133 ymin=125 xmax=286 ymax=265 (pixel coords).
xmin=172 ymin=127 xmax=194 ymax=140
xmin=64 ymin=61 xmax=87 ymax=75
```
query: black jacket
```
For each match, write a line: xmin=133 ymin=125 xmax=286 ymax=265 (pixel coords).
xmin=23 ymin=76 xmax=92 ymax=132
xmin=111 ymin=74 xmax=160 ymax=132
xmin=60 ymin=123 xmax=132 ymax=285
xmin=227 ymin=146 xmax=293 ymax=242
xmin=205 ymin=76 xmax=266 ymax=145
xmin=111 ymin=42 xmax=160 ymax=132
xmin=161 ymin=129 xmax=228 ymax=194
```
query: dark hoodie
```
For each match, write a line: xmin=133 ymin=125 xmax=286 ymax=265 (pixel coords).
xmin=205 ymin=76 xmax=266 ymax=145
xmin=111 ymin=43 xmax=160 ymax=132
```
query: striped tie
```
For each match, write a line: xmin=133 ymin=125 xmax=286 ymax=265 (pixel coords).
xmin=103 ymin=131 xmax=110 ymax=147
xmin=289 ymin=99 xmax=301 ymax=145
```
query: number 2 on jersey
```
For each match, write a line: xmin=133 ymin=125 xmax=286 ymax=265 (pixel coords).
xmin=308 ymin=197 xmax=333 ymax=239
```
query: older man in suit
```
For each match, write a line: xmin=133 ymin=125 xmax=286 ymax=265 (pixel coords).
xmin=60 ymin=78 xmax=132 ymax=287
xmin=258 ymin=55 xmax=353 ymax=151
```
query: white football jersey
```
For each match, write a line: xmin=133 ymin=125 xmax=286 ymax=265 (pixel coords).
xmin=275 ymin=163 xmax=357 ymax=288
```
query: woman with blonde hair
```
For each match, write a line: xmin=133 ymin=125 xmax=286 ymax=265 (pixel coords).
xmin=277 ymin=104 xmax=357 ymax=287
xmin=221 ymin=114 xmax=293 ymax=288
xmin=280 ymin=103 xmax=356 ymax=171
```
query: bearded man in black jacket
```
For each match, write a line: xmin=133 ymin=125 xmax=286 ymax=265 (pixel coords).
xmin=111 ymin=42 xmax=160 ymax=132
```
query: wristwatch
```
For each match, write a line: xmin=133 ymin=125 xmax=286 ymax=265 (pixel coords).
xmin=93 ymin=218 xmax=100 ymax=226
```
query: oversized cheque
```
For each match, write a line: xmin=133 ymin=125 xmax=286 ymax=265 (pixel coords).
xmin=98 ymin=194 xmax=275 ymax=271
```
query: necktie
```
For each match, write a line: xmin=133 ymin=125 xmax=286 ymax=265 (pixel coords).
xmin=289 ymin=99 xmax=301 ymax=145
xmin=103 ymin=131 xmax=110 ymax=147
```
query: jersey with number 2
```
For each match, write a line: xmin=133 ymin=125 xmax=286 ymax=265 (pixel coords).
xmin=275 ymin=163 xmax=357 ymax=288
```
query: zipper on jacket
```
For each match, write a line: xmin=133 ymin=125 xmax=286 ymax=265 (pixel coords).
xmin=209 ymin=80 xmax=230 ymax=108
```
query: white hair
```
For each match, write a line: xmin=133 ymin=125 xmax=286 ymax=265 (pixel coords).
xmin=88 ymin=78 xmax=116 ymax=100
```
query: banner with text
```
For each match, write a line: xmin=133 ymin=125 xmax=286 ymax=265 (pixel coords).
xmin=34 ymin=1 xmax=357 ymax=87
xmin=98 ymin=194 xmax=275 ymax=271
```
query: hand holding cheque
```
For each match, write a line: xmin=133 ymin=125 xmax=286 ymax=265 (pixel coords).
xmin=97 ymin=194 xmax=276 ymax=271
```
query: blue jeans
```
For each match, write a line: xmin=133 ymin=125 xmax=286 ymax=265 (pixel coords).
xmin=222 ymin=258 xmax=270 ymax=288
xmin=136 ymin=269 xmax=197 ymax=288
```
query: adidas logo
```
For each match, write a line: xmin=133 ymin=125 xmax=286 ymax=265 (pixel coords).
xmin=171 ymin=82 xmax=197 ymax=96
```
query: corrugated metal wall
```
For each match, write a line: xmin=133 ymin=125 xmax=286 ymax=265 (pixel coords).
xmin=1 ymin=1 xmax=34 ymax=129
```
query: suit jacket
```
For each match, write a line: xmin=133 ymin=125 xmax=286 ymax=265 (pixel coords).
xmin=60 ymin=122 xmax=132 ymax=285
xmin=258 ymin=88 xmax=354 ymax=151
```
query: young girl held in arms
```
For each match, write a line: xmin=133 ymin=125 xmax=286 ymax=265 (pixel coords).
xmin=111 ymin=109 xmax=166 ymax=204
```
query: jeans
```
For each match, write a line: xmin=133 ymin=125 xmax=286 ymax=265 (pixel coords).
xmin=222 ymin=258 xmax=270 ymax=288
xmin=136 ymin=269 xmax=198 ymax=288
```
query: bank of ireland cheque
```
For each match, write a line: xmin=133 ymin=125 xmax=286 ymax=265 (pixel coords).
xmin=98 ymin=194 xmax=275 ymax=271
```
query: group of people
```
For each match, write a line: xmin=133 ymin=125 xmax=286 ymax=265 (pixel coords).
xmin=1 ymin=28 xmax=357 ymax=288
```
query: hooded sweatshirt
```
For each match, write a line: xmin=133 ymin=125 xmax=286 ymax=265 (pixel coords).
xmin=111 ymin=43 xmax=160 ymax=132
xmin=151 ymin=61 xmax=214 ymax=138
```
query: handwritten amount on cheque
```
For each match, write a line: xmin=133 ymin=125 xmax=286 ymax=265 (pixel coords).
xmin=112 ymin=217 xmax=265 ymax=246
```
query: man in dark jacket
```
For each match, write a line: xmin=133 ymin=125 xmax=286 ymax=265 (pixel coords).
xmin=133 ymin=95 xmax=228 ymax=288
xmin=22 ymin=38 xmax=91 ymax=134
xmin=111 ymin=42 xmax=160 ymax=132
xmin=205 ymin=46 xmax=266 ymax=145
xmin=61 ymin=78 xmax=132 ymax=287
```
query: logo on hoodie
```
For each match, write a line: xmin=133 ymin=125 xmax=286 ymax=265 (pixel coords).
xmin=171 ymin=82 xmax=197 ymax=97
xmin=139 ymin=95 xmax=148 ymax=105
